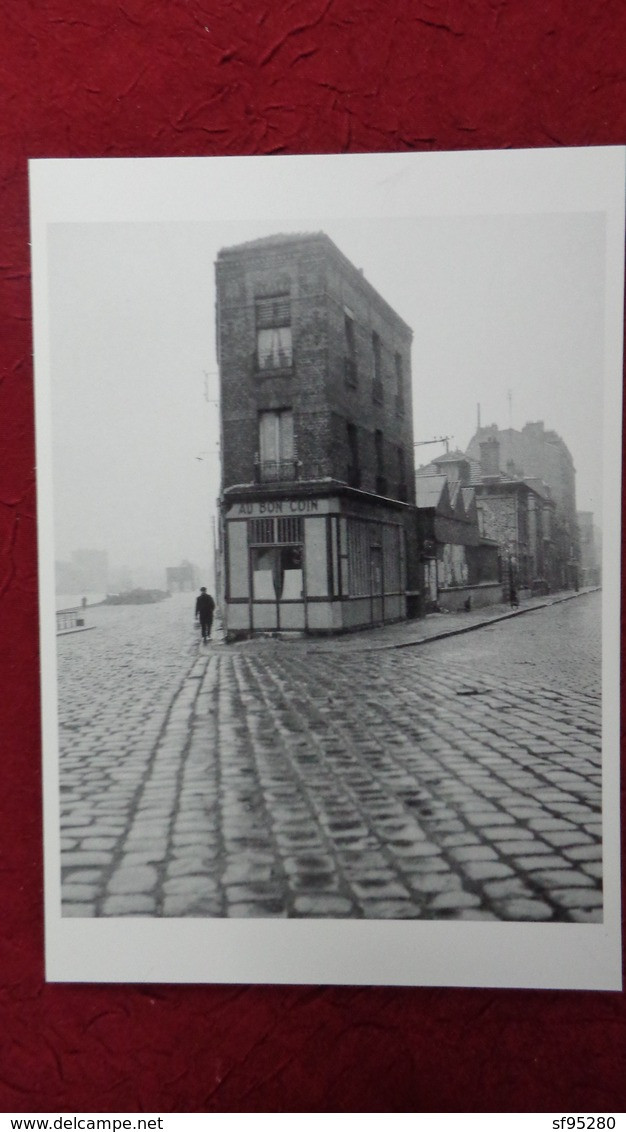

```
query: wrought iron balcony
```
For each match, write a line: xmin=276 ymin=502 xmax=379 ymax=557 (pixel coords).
xmin=254 ymin=458 xmax=300 ymax=483
xmin=256 ymin=350 xmax=293 ymax=373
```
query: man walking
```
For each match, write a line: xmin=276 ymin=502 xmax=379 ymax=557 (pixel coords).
xmin=195 ymin=586 xmax=215 ymax=642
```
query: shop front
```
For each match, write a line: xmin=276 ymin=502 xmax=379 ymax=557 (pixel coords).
xmin=223 ymin=489 xmax=409 ymax=638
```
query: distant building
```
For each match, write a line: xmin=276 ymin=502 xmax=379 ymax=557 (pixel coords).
xmin=461 ymin=433 xmax=559 ymax=594
xmin=166 ymin=560 xmax=197 ymax=593
xmin=216 ymin=232 xmax=417 ymax=637
xmin=415 ymin=451 xmax=501 ymax=612
xmin=466 ymin=421 xmax=579 ymax=587
xmin=577 ymin=511 xmax=601 ymax=586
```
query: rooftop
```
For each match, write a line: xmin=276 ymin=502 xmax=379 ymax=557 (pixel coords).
xmin=216 ymin=230 xmax=413 ymax=336
xmin=217 ymin=231 xmax=326 ymax=257
xmin=414 ymin=475 xmax=447 ymax=509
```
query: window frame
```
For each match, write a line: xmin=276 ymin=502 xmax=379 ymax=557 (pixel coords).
xmin=255 ymin=293 xmax=293 ymax=372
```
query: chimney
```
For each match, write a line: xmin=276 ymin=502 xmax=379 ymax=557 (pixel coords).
xmin=479 ymin=436 xmax=501 ymax=478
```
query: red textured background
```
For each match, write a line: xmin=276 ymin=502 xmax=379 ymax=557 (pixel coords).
xmin=1 ymin=0 xmax=625 ymax=1114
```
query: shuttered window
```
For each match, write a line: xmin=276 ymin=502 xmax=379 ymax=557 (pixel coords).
xmin=277 ymin=516 xmax=303 ymax=544
xmin=256 ymin=294 xmax=292 ymax=369
xmin=249 ymin=518 xmax=275 ymax=544
xmin=255 ymin=295 xmax=291 ymax=328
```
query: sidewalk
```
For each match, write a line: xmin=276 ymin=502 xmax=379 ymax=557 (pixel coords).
xmin=306 ymin=586 xmax=601 ymax=653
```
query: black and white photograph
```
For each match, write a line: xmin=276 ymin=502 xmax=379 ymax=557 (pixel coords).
xmin=31 ymin=148 xmax=624 ymax=988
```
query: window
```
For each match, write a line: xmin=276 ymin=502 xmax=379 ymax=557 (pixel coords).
xmin=277 ymin=516 xmax=304 ymax=544
xmin=347 ymin=522 xmax=370 ymax=596
xmin=383 ymin=525 xmax=402 ymax=591
xmin=257 ymin=410 xmax=295 ymax=481
xmin=372 ymin=332 xmax=382 ymax=380
xmin=395 ymin=352 xmax=405 ymax=415
xmin=249 ymin=518 xmax=275 ymax=544
xmin=375 ymin=429 xmax=386 ymax=495
xmin=251 ymin=545 xmax=303 ymax=600
xmin=375 ymin=430 xmax=384 ymax=475
xmin=372 ymin=331 xmax=383 ymax=403
xmin=249 ymin=516 xmax=304 ymax=545
xmin=256 ymin=294 xmax=292 ymax=370
xmin=397 ymin=446 xmax=407 ymax=500
xmin=346 ymin=422 xmax=360 ymax=487
xmin=344 ymin=310 xmax=357 ymax=386
xmin=394 ymin=352 xmax=403 ymax=395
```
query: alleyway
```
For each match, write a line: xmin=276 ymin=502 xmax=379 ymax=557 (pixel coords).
xmin=57 ymin=591 xmax=603 ymax=922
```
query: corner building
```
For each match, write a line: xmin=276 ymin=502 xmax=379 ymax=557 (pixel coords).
xmin=216 ymin=232 xmax=417 ymax=638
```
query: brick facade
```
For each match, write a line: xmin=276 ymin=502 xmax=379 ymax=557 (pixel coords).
xmin=215 ymin=232 xmax=418 ymax=637
xmin=216 ymin=232 xmax=415 ymax=500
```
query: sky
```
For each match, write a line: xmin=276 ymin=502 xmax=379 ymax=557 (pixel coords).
xmin=47 ymin=209 xmax=606 ymax=586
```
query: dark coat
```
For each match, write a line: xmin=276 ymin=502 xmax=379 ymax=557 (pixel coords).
xmin=195 ymin=593 xmax=215 ymax=618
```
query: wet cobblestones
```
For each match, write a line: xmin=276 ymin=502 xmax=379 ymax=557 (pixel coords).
xmin=58 ymin=591 xmax=603 ymax=922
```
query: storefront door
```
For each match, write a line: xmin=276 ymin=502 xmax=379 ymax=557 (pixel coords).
xmin=250 ymin=544 xmax=305 ymax=631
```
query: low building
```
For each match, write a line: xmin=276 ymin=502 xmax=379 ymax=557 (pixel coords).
xmin=166 ymin=560 xmax=197 ymax=593
xmin=415 ymin=451 xmax=501 ymax=612
xmin=216 ymin=232 xmax=418 ymax=637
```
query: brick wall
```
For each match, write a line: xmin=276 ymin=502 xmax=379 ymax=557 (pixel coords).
xmin=216 ymin=233 xmax=416 ymax=501
xmin=216 ymin=237 xmax=331 ymax=488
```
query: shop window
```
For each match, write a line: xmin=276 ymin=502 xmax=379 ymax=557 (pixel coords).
xmin=256 ymin=294 xmax=292 ymax=370
xmin=251 ymin=547 xmax=276 ymax=600
xmin=252 ymin=545 xmax=303 ymax=601
xmin=249 ymin=518 xmax=275 ymax=544
xmin=347 ymin=521 xmax=370 ymax=597
xmin=383 ymin=524 xmax=401 ymax=591
xmin=277 ymin=516 xmax=304 ymax=544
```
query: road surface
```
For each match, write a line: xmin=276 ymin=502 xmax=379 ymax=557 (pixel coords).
xmin=56 ymin=590 xmax=603 ymax=922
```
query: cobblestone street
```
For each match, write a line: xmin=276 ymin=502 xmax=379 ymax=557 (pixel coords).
xmin=57 ymin=590 xmax=603 ymax=922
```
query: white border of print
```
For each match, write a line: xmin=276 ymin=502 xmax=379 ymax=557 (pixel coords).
xmin=31 ymin=148 xmax=624 ymax=988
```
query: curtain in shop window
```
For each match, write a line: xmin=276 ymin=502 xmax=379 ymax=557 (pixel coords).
xmin=252 ymin=545 xmax=303 ymax=601
xmin=252 ymin=548 xmax=276 ymax=600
